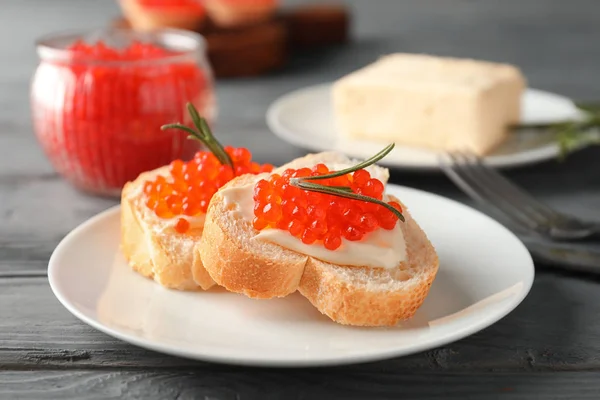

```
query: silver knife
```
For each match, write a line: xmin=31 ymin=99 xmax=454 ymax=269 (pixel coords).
xmin=521 ymin=237 xmax=600 ymax=273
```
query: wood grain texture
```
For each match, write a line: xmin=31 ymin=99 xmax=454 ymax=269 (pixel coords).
xmin=2 ymin=370 xmax=600 ymax=399
xmin=2 ymin=0 xmax=600 ymax=398
xmin=2 ymin=275 xmax=600 ymax=372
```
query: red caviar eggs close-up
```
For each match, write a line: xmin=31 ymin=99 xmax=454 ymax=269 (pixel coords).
xmin=252 ymin=164 xmax=402 ymax=250
xmin=144 ymin=146 xmax=273 ymax=233
xmin=68 ymin=39 xmax=181 ymax=61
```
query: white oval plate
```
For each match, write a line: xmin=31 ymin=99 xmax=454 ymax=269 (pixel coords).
xmin=49 ymin=185 xmax=534 ymax=367
xmin=267 ymin=84 xmax=583 ymax=170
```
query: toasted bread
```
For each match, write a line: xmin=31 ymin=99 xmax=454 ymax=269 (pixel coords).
xmin=199 ymin=152 xmax=439 ymax=326
xmin=120 ymin=166 xmax=215 ymax=291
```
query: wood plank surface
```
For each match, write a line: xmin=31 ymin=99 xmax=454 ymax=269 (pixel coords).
xmin=2 ymin=0 xmax=600 ymax=398
xmin=2 ymin=275 xmax=600 ymax=372
xmin=2 ymin=370 xmax=600 ymax=400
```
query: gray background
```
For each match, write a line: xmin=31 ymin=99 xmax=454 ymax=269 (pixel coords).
xmin=1 ymin=0 xmax=599 ymax=398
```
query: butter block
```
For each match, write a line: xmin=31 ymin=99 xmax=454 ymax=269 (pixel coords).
xmin=332 ymin=53 xmax=526 ymax=155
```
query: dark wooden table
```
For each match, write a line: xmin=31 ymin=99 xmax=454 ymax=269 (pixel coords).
xmin=2 ymin=0 xmax=600 ymax=398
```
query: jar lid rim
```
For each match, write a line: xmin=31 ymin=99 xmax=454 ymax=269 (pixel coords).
xmin=35 ymin=28 xmax=207 ymax=66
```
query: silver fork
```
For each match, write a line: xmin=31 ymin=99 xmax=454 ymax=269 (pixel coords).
xmin=438 ymin=151 xmax=600 ymax=241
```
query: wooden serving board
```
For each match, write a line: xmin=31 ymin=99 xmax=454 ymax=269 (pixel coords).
xmin=111 ymin=4 xmax=350 ymax=78
xmin=283 ymin=4 xmax=350 ymax=49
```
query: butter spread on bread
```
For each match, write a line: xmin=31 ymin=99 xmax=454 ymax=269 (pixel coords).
xmin=121 ymin=165 xmax=215 ymax=291
xmin=120 ymin=103 xmax=274 ymax=291
xmin=199 ymin=151 xmax=439 ymax=326
xmin=219 ymin=170 xmax=407 ymax=269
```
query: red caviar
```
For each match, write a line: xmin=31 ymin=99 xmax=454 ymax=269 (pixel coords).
xmin=68 ymin=39 xmax=183 ymax=61
xmin=32 ymin=33 xmax=214 ymax=196
xmin=252 ymin=164 xmax=402 ymax=250
xmin=145 ymin=146 xmax=273 ymax=233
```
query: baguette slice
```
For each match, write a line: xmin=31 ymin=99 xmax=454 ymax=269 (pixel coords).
xmin=298 ymin=198 xmax=438 ymax=326
xmin=121 ymin=166 xmax=216 ymax=291
xmin=199 ymin=152 xmax=439 ymax=326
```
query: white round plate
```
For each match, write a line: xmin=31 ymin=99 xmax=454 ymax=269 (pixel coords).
xmin=267 ymin=84 xmax=584 ymax=170
xmin=48 ymin=185 xmax=534 ymax=367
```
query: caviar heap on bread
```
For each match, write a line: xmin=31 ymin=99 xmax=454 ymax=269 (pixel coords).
xmin=121 ymin=102 xmax=273 ymax=291
xmin=198 ymin=146 xmax=439 ymax=325
xmin=252 ymin=144 xmax=403 ymax=250
xmin=144 ymin=103 xmax=273 ymax=234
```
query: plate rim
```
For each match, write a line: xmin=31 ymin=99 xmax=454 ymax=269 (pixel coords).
xmin=266 ymin=83 xmax=577 ymax=171
xmin=48 ymin=186 xmax=534 ymax=367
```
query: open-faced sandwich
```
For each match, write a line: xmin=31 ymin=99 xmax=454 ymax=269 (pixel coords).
xmin=120 ymin=104 xmax=274 ymax=291
xmin=121 ymin=104 xmax=438 ymax=326
xmin=200 ymin=144 xmax=439 ymax=326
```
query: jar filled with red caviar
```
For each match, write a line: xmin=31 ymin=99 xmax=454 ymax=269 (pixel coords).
xmin=31 ymin=28 xmax=216 ymax=197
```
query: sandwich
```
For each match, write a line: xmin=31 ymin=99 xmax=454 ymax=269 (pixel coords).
xmin=199 ymin=144 xmax=439 ymax=326
xmin=120 ymin=103 xmax=273 ymax=290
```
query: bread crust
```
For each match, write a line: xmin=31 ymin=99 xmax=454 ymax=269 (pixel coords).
xmin=120 ymin=168 xmax=216 ymax=291
xmin=198 ymin=174 xmax=308 ymax=298
xmin=199 ymin=153 xmax=439 ymax=325
xmin=298 ymin=198 xmax=439 ymax=326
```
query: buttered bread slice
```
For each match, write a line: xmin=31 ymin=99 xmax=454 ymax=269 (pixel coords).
xmin=121 ymin=166 xmax=216 ymax=291
xmin=199 ymin=151 xmax=439 ymax=326
xmin=120 ymin=102 xmax=276 ymax=291
xmin=332 ymin=53 xmax=526 ymax=155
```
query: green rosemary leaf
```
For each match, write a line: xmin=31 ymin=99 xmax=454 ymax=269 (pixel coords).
xmin=514 ymin=101 xmax=600 ymax=160
xmin=556 ymin=126 xmax=600 ymax=159
xmin=162 ymin=103 xmax=233 ymax=168
xmin=574 ymin=101 xmax=600 ymax=114
xmin=198 ymin=117 xmax=212 ymax=140
xmin=328 ymin=186 xmax=354 ymax=193
xmin=186 ymin=102 xmax=205 ymax=137
xmin=291 ymin=180 xmax=405 ymax=222
xmin=161 ymin=123 xmax=198 ymax=138
xmin=303 ymin=143 xmax=395 ymax=181
xmin=187 ymin=103 xmax=233 ymax=167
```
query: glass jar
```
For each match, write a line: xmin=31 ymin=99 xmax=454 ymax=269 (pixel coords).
xmin=31 ymin=28 xmax=216 ymax=197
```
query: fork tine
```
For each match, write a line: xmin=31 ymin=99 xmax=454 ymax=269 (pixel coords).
xmin=451 ymin=151 xmax=547 ymax=231
xmin=465 ymin=153 xmax=565 ymax=223
xmin=457 ymin=152 xmax=550 ymax=227
xmin=439 ymin=152 xmax=542 ymax=234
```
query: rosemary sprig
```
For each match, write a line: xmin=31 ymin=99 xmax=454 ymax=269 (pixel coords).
xmin=553 ymin=105 xmax=600 ymax=159
xmin=294 ymin=180 xmax=405 ymax=222
xmin=327 ymin=186 xmax=354 ymax=193
xmin=302 ymin=144 xmax=395 ymax=181
xmin=574 ymin=101 xmax=600 ymax=113
xmin=289 ymin=144 xmax=405 ymax=223
xmin=161 ymin=103 xmax=233 ymax=167
xmin=514 ymin=101 xmax=600 ymax=159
